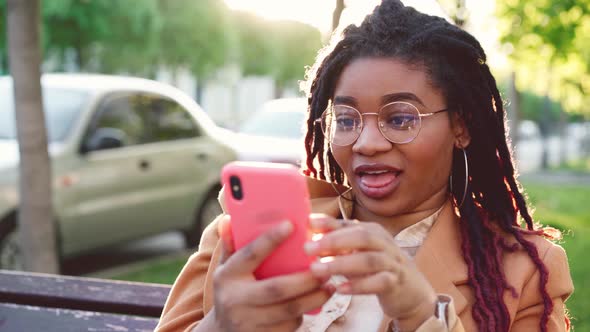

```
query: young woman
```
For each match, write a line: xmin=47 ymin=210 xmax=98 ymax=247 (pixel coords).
xmin=156 ymin=1 xmax=573 ymax=331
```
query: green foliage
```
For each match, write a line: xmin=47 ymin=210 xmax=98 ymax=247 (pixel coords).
xmin=500 ymin=1 xmax=576 ymax=60
xmin=497 ymin=0 xmax=590 ymax=116
xmin=232 ymin=11 xmax=279 ymax=77
xmin=518 ymin=90 xmax=561 ymax=123
xmin=157 ymin=0 xmax=233 ymax=79
xmin=42 ymin=0 xmax=161 ymax=74
xmin=497 ymin=82 xmax=582 ymax=126
xmin=273 ymin=20 xmax=322 ymax=87
xmin=1 ymin=0 xmax=323 ymax=88
xmin=232 ymin=12 xmax=322 ymax=84
xmin=2 ymin=0 xmax=235 ymax=78
xmin=91 ymin=1 xmax=162 ymax=75
xmin=499 ymin=83 xmax=559 ymax=122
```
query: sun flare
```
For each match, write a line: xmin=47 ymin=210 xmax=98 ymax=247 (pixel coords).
xmin=223 ymin=0 xmax=449 ymax=34
xmin=224 ymin=0 xmax=336 ymax=32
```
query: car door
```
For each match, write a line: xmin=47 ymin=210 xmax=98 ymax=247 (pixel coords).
xmin=135 ymin=94 xmax=216 ymax=234
xmin=58 ymin=92 xmax=159 ymax=255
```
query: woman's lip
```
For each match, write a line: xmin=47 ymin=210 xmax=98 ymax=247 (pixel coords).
xmin=355 ymin=171 xmax=401 ymax=199
xmin=353 ymin=163 xmax=401 ymax=174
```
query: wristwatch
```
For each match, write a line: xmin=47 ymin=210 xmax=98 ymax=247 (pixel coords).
xmin=391 ymin=296 xmax=450 ymax=332
xmin=434 ymin=296 xmax=450 ymax=326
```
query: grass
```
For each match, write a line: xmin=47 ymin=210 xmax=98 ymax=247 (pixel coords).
xmin=111 ymin=255 xmax=189 ymax=285
xmin=112 ymin=180 xmax=590 ymax=331
xmin=522 ymin=182 xmax=590 ymax=332
xmin=551 ymin=158 xmax=590 ymax=173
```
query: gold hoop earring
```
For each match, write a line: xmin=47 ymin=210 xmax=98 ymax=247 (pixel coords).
xmin=450 ymin=148 xmax=469 ymax=208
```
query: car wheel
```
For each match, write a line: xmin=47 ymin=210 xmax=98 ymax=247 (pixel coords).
xmin=0 ymin=228 xmax=25 ymax=270
xmin=184 ymin=188 xmax=222 ymax=248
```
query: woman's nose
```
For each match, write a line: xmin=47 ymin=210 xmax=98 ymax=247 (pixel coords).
xmin=351 ymin=118 xmax=392 ymax=155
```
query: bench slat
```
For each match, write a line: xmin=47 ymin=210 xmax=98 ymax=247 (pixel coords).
xmin=0 ymin=303 xmax=159 ymax=332
xmin=0 ymin=270 xmax=171 ymax=317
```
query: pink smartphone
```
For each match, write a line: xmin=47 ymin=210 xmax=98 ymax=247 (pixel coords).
xmin=221 ymin=161 xmax=315 ymax=280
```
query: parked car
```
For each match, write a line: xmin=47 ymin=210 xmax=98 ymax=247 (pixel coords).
xmin=234 ymin=97 xmax=307 ymax=165
xmin=0 ymin=74 xmax=236 ymax=269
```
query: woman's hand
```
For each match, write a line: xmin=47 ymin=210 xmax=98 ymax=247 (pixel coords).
xmin=213 ymin=216 xmax=332 ymax=332
xmin=305 ymin=215 xmax=437 ymax=329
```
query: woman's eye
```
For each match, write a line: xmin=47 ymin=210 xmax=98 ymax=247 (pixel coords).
xmin=335 ymin=117 xmax=357 ymax=130
xmin=386 ymin=113 xmax=417 ymax=129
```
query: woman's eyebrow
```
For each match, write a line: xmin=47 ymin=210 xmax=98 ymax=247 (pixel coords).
xmin=334 ymin=93 xmax=425 ymax=107
xmin=381 ymin=92 xmax=425 ymax=106
xmin=333 ymin=95 xmax=357 ymax=107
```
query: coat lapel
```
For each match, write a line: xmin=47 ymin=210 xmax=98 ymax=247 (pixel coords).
xmin=415 ymin=202 xmax=469 ymax=315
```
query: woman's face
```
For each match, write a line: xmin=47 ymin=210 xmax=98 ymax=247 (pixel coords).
xmin=331 ymin=57 xmax=465 ymax=219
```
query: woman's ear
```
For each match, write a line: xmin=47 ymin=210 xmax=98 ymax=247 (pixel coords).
xmin=451 ymin=113 xmax=471 ymax=148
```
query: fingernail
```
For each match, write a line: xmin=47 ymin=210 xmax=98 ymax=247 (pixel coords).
xmin=310 ymin=262 xmax=327 ymax=275
xmin=304 ymin=241 xmax=319 ymax=254
xmin=322 ymin=283 xmax=337 ymax=294
xmin=337 ymin=283 xmax=351 ymax=294
xmin=277 ymin=221 xmax=293 ymax=236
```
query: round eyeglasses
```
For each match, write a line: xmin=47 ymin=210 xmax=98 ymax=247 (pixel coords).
xmin=316 ymin=101 xmax=448 ymax=146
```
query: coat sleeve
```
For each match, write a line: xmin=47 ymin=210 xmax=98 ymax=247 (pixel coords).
xmin=416 ymin=241 xmax=573 ymax=332
xmin=155 ymin=215 xmax=222 ymax=332
xmin=510 ymin=243 xmax=574 ymax=331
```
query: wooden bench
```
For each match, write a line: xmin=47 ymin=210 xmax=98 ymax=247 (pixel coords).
xmin=0 ymin=269 xmax=171 ymax=331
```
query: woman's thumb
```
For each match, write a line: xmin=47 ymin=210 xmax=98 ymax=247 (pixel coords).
xmin=218 ymin=215 xmax=234 ymax=263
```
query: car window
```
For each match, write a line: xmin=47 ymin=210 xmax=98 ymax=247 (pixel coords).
xmin=0 ymin=84 xmax=89 ymax=142
xmin=145 ymin=96 xmax=200 ymax=142
xmin=91 ymin=95 xmax=146 ymax=147
xmin=239 ymin=110 xmax=305 ymax=139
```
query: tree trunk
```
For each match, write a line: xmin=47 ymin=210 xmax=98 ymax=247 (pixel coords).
xmin=540 ymin=94 xmax=552 ymax=170
xmin=195 ymin=77 xmax=204 ymax=104
xmin=436 ymin=0 xmax=467 ymax=28
xmin=171 ymin=67 xmax=179 ymax=88
xmin=454 ymin=0 xmax=467 ymax=28
xmin=7 ymin=0 xmax=59 ymax=273
xmin=0 ymin=52 xmax=7 ymax=74
xmin=557 ymin=104 xmax=567 ymax=166
xmin=507 ymin=72 xmax=521 ymax=147
xmin=332 ymin=0 xmax=345 ymax=32
xmin=274 ymin=80 xmax=284 ymax=99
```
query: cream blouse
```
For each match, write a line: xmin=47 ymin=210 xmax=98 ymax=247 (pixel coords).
xmin=297 ymin=203 xmax=444 ymax=332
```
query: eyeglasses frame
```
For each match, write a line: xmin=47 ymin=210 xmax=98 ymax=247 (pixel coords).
xmin=314 ymin=101 xmax=448 ymax=146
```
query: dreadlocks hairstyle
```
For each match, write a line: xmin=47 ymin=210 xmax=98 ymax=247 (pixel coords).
xmin=302 ymin=1 xmax=557 ymax=331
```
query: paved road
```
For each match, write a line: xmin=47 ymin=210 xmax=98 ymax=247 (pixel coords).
xmin=519 ymin=170 xmax=590 ymax=186
xmin=61 ymin=231 xmax=188 ymax=276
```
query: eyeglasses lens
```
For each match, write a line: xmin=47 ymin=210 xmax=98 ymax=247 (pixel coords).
xmin=321 ymin=102 xmax=422 ymax=145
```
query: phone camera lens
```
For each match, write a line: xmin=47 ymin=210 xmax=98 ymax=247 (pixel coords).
xmin=229 ymin=176 xmax=243 ymax=200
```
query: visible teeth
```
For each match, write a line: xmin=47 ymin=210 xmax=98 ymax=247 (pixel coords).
xmin=364 ymin=170 xmax=389 ymax=175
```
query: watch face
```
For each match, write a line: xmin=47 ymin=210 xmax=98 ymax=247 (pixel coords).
xmin=435 ymin=296 xmax=450 ymax=326
xmin=392 ymin=296 xmax=450 ymax=331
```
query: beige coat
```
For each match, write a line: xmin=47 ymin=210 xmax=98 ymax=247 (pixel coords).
xmin=156 ymin=177 xmax=573 ymax=331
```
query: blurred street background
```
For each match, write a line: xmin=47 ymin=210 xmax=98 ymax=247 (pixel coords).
xmin=1 ymin=0 xmax=589 ymax=330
